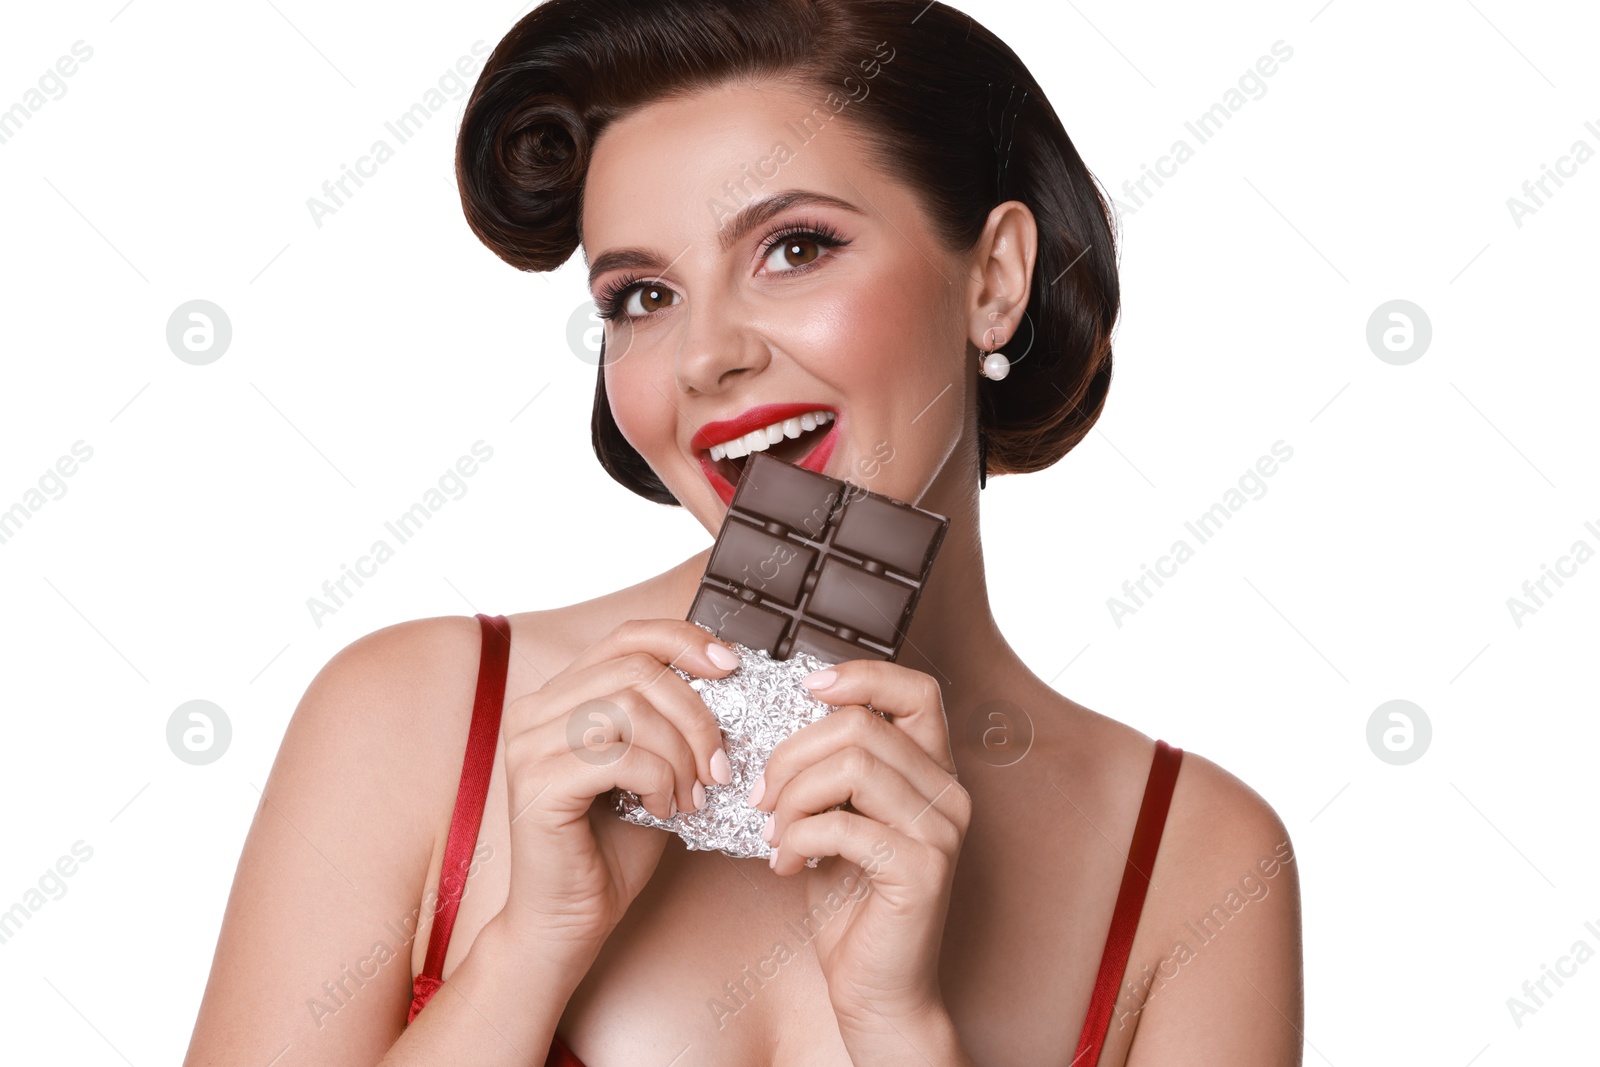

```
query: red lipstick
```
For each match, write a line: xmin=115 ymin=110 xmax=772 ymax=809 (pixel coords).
xmin=692 ymin=402 xmax=840 ymax=506
xmin=691 ymin=403 xmax=832 ymax=451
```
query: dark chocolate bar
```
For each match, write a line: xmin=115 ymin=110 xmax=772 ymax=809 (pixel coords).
xmin=686 ymin=450 xmax=949 ymax=663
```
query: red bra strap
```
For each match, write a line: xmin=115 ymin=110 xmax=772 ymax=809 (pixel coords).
xmin=408 ymin=613 xmax=512 ymax=1023
xmin=1071 ymin=739 xmax=1183 ymax=1065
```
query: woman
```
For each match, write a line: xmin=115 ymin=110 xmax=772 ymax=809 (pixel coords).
xmin=184 ymin=1 xmax=1303 ymax=1063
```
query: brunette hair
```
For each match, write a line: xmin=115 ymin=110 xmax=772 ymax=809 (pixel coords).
xmin=457 ymin=0 xmax=1119 ymax=506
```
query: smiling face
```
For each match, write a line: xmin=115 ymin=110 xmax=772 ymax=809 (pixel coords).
xmin=580 ymin=79 xmax=981 ymax=533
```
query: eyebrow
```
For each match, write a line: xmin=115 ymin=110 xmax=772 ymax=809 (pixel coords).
xmin=584 ymin=190 xmax=866 ymax=289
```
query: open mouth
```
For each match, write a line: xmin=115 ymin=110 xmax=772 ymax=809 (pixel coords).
xmin=697 ymin=406 xmax=844 ymax=502
xmin=700 ymin=409 xmax=838 ymax=491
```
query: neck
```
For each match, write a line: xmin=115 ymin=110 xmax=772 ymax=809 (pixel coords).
xmin=891 ymin=441 xmax=1028 ymax=724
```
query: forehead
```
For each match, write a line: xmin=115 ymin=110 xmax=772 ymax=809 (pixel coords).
xmin=581 ymin=79 xmax=882 ymax=252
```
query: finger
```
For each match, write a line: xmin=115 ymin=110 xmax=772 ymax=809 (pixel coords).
xmin=514 ymin=682 xmax=708 ymax=818
xmin=561 ymin=618 xmax=741 ymax=683
xmin=770 ymin=808 xmax=924 ymax=888
xmin=513 ymin=731 xmax=681 ymax=826
xmin=799 ymin=660 xmax=956 ymax=774
xmin=551 ymin=687 xmax=711 ymax=815
xmin=752 ymin=705 xmax=949 ymax=815
xmin=522 ymin=651 xmax=729 ymax=791
xmin=764 ymin=748 xmax=960 ymax=857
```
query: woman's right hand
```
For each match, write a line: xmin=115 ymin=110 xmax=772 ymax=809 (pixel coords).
xmin=491 ymin=619 xmax=739 ymax=964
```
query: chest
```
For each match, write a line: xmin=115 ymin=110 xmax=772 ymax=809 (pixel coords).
xmin=415 ymin=748 xmax=1128 ymax=1067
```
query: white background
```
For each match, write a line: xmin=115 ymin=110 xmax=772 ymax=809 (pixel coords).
xmin=1 ymin=0 xmax=1596 ymax=1062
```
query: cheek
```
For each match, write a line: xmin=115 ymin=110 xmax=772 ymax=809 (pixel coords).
xmin=603 ymin=351 xmax=675 ymax=455
xmin=795 ymin=266 xmax=966 ymax=496
xmin=832 ymin=266 xmax=964 ymax=425
xmin=788 ymin=270 xmax=955 ymax=396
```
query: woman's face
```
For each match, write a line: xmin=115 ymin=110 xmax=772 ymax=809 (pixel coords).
xmin=581 ymin=80 xmax=976 ymax=533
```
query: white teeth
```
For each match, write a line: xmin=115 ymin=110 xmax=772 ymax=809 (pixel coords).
xmin=706 ymin=409 xmax=833 ymax=465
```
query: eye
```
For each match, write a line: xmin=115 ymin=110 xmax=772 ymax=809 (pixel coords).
xmin=758 ymin=220 xmax=849 ymax=276
xmin=622 ymin=283 xmax=678 ymax=317
xmin=594 ymin=277 xmax=679 ymax=321
xmin=763 ymin=233 xmax=824 ymax=272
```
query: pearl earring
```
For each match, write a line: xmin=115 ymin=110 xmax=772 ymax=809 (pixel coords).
xmin=980 ymin=346 xmax=1011 ymax=381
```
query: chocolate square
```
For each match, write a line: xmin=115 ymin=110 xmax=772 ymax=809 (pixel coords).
xmin=686 ymin=450 xmax=949 ymax=663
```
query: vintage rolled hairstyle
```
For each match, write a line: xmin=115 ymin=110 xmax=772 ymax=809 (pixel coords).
xmin=457 ymin=0 xmax=1119 ymax=506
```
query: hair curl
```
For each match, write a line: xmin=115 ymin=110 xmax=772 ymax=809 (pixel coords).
xmin=457 ymin=0 xmax=1119 ymax=506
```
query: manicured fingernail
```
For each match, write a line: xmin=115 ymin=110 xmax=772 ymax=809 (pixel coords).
xmin=761 ymin=812 xmax=775 ymax=842
xmin=710 ymin=747 xmax=732 ymax=785
xmin=802 ymin=668 xmax=837 ymax=690
xmin=668 ymin=795 xmax=677 ymax=819
xmin=692 ymin=781 xmax=706 ymax=811
xmin=746 ymin=772 xmax=765 ymax=806
xmin=769 ymin=845 xmax=779 ymax=869
xmin=706 ymin=643 xmax=740 ymax=670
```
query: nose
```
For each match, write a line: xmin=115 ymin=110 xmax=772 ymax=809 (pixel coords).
xmin=673 ymin=296 xmax=770 ymax=397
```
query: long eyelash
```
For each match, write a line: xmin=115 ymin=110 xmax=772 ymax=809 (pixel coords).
xmin=594 ymin=273 xmax=649 ymax=321
xmin=758 ymin=218 xmax=850 ymax=261
xmin=593 ymin=219 xmax=851 ymax=321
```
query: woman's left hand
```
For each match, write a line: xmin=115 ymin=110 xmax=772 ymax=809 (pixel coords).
xmin=748 ymin=658 xmax=973 ymax=1050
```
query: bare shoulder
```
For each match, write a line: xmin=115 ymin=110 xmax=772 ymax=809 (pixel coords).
xmin=183 ymin=614 xmax=495 ymax=1063
xmin=1148 ymin=748 xmax=1301 ymax=978
xmin=1120 ymin=746 xmax=1305 ymax=1063
xmin=284 ymin=613 xmax=505 ymax=888
xmin=1160 ymin=749 xmax=1298 ymax=877
xmin=1012 ymin=690 xmax=1303 ymax=1064
xmin=302 ymin=613 xmax=486 ymax=734
xmin=1038 ymin=694 xmax=1296 ymax=887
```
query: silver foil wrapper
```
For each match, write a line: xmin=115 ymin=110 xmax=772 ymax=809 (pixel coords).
xmin=612 ymin=632 xmax=871 ymax=863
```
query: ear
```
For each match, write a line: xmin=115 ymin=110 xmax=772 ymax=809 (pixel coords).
xmin=965 ymin=200 xmax=1038 ymax=352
